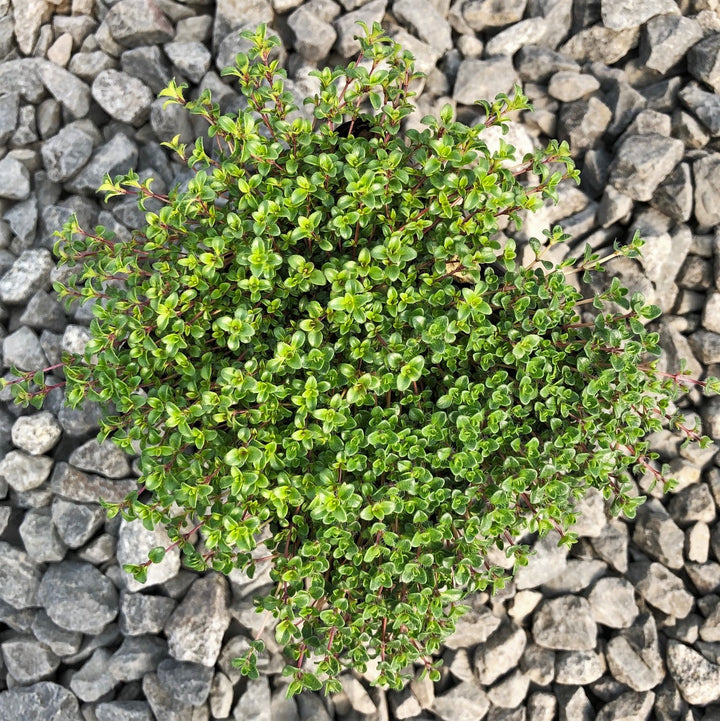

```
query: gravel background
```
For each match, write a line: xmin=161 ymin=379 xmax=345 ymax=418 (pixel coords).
xmin=2 ymin=0 xmax=720 ymax=720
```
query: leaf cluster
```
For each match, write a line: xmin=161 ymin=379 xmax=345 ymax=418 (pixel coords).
xmin=4 ymin=22 xmax=719 ymax=696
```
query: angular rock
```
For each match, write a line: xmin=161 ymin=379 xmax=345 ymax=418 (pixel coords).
xmin=588 ymin=577 xmax=639 ymax=629
xmin=595 ymin=691 xmax=655 ymax=721
xmin=558 ymin=96 xmax=612 ymax=155
xmin=667 ymin=640 xmax=720 ymax=705
xmin=70 ymin=648 xmax=119 ymax=702
xmin=555 ymin=685 xmax=594 ymax=721
xmin=95 ymin=700 xmax=154 ymax=721
xmin=0 ymin=92 xmax=19 ymax=145
xmin=0 ymin=155 xmax=31 ymax=200
xmin=0 ymin=682 xmax=82 ymax=721
xmin=287 ymin=6 xmax=337 ymax=61
xmin=105 ymin=0 xmax=175 ymax=48
xmin=37 ymin=561 xmax=118 ymax=634
xmin=609 ymin=133 xmax=684 ymax=202
xmin=462 ymin=0 xmax=527 ymax=30
xmin=454 ymin=56 xmax=519 ymax=107
xmin=119 ymin=590 xmax=177 ymax=636
xmin=445 ymin=599 xmax=501 ymax=649
xmin=41 ymin=125 xmax=94 ymax=183
xmin=668 ymin=483 xmax=716 ymax=524
xmin=605 ymin=614 xmax=665 ymax=692
xmin=548 ymin=71 xmax=600 ymax=102
xmin=532 ymin=596 xmax=597 ymax=650
xmin=165 ymin=574 xmax=231 ymax=666
xmin=116 ymin=518 xmax=181 ymax=592
xmin=19 ymin=508 xmax=67 ymax=563
xmin=1 ymin=635 xmax=61 ymax=684
xmin=36 ymin=60 xmax=92 ymax=120
xmin=67 ymin=133 xmax=139 ymax=196
xmin=632 ymin=508 xmax=685 ymax=569
xmin=69 ymin=437 xmax=132 ymax=479
xmin=108 ymin=635 xmax=168 ymax=682
xmin=541 ymin=559 xmax=607 ymax=595
xmin=143 ymin=672 xmax=197 ymax=720
xmin=679 ymin=82 xmax=720 ymax=135
xmin=640 ymin=14 xmax=704 ymax=74
xmin=31 ymin=610 xmax=83 ymax=658
xmin=51 ymin=498 xmax=105 ymax=549
xmin=3 ymin=326 xmax=49 ymax=372
xmin=92 ymin=70 xmax=154 ymax=126
xmin=212 ymin=0 xmax=274 ymax=51
xmin=555 ymin=649 xmax=606 ymax=685
xmin=157 ymin=658 xmax=214 ymax=706
xmin=333 ymin=0 xmax=387 ymax=57
xmin=601 ymin=0 xmax=679 ymax=30
xmin=0 ymin=541 xmax=41 ymax=609
xmin=689 ymin=33 xmax=720 ymax=94
xmin=515 ymin=531 xmax=568 ymax=589
xmin=559 ymin=26 xmax=638 ymax=64
xmin=163 ymin=41 xmax=212 ymax=84
xmin=627 ymin=562 xmax=694 ymax=618
xmin=651 ymin=162 xmax=692 ymax=223
xmin=393 ymin=0 xmax=453 ymax=54
xmin=694 ymin=153 xmax=720 ymax=228
xmin=0 ymin=450 xmax=53 ymax=492
xmin=474 ymin=622 xmax=527 ymax=685
xmin=120 ymin=46 xmax=173 ymax=95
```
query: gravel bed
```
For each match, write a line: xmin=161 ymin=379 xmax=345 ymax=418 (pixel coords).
xmin=1 ymin=0 xmax=720 ymax=719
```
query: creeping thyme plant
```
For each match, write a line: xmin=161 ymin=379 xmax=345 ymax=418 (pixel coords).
xmin=4 ymin=23 xmax=719 ymax=696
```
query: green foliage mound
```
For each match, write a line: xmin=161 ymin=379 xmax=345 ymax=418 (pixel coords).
xmin=5 ymin=23 xmax=719 ymax=696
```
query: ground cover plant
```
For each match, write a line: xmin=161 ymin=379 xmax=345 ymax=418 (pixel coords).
xmin=4 ymin=23 xmax=719 ymax=697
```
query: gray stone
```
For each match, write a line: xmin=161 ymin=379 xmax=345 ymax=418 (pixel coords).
xmin=532 ymin=596 xmax=597 ymax=651
xmin=37 ymin=561 xmax=118 ymax=634
xmin=700 ymin=598 xmax=720 ymax=642
xmin=515 ymin=531 xmax=568 ymax=589
xmin=165 ymin=574 xmax=230 ymax=666
xmin=50 ymin=462 xmax=137 ymax=504
xmin=120 ymin=45 xmax=172 ymax=95
xmin=632 ymin=507 xmax=685 ymax=569
xmin=609 ymin=133 xmax=684 ymax=202
xmin=69 ymin=437 xmax=132 ymax=479
xmin=116 ymin=518 xmax=181 ymax=592
xmin=3 ymin=326 xmax=48 ymax=372
xmin=31 ymin=610 xmax=83 ymax=657
xmin=158 ymin=658 xmax=214 ymax=706
xmin=120 ymin=590 xmax=177 ymax=636
xmin=67 ymin=133 xmax=139 ymax=196
xmin=474 ymin=622 xmax=527 ymax=685
xmin=487 ymin=669 xmax=530 ymax=709
xmin=559 ymin=26 xmax=638 ymax=64
xmin=673 ymin=108 xmax=710 ymax=149
xmin=0 ymin=449 xmax=53 ymax=492
xmin=555 ymin=685 xmax=594 ymax=721
xmin=627 ymin=562 xmax=694 ymax=618
xmin=595 ymin=691 xmax=655 ymax=721
xmin=150 ymin=98 xmax=195 ymax=145
xmin=1 ymin=635 xmax=61 ymax=684
xmin=5 ymin=196 xmax=38 ymax=249
xmin=679 ymin=82 xmax=720 ymax=135
xmin=105 ymin=0 xmax=175 ymax=47
xmin=598 ymin=185 xmax=633 ymax=228
xmin=668 ymin=483 xmax=716 ymax=524
xmin=95 ymin=700 xmax=154 ymax=721
xmin=605 ymin=614 xmax=665 ymax=692
xmin=516 ymin=46 xmax=580 ymax=82
xmin=41 ymin=125 xmax=94 ymax=183
xmin=70 ymin=648 xmax=119 ymax=702
xmin=548 ymin=71 xmax=600 ymax=102
xmin=143 ymin=672 xmax=195 ymax=721
xmin=444 ymin=598 xmax=501 ymax=648
xmin=694 ymin=154 xmax=720 ymax=228
xmin=667 ymin=640 xmax=720 ymax=705
xmin=527 ymin=691 xmax=556 ymax=721
xmin=335 ymin=674 xmax=376 ymax=715
xmin=601 ymin=0 xmax=679 ymax=30
xmin=588 ymin=577 xmax=638 ymax=629
xmin=462 ymin=0 xmax=527 ymax=29
xmin=454 ymin=56 xmax=518 ymax=107
xmin=487 ymin=17 xmax=549 ymax=57
xmin=36 ymin=59 xmax=92 ymax=120
xmin=19 ymin=508 xmax=67 ymax=563
xmin=393 ymin=0 xmax=453 ymax=54
xmin=287 ymin=7 xmax=337 ymax=62
xmin=51 ymin=498 xmax=105 ymax=548
xmin=555 ymin=650 xmax=606 ymax=685
xmin=213 ymin=0 xmax=274 ymax=51
xmin=541 ymin=559 xmax=607 ymax=595
xmin=0 ymin=60 xmax=45 ymax=104
xmin=333 ymin=0 xmax=388 ymax=57
xmin=640 ymin=14 xmax=704 ymax=74
xmin=0 ymin=541 xmax=41 ymax=609
xmin=108 ymin=635 xmax=168 ymax=682
xmin=0 ymin=92 xmax=18 ymax=145
xmin=558 ymin=96 xmax=612 ymax=155
xmin=164 ymin=41 xmax=212 ymax=84
xmin=520 ymin=642 xmax=556 ymax=686
xmin=68 ymin=50 xmax=118 ymax=83
xmin=0 ymin=155 xmax=31 ymax=200
xmin=691 ymin=331 xmax=720 ymax=365
xmin=689 ymin=33 xmax=720 ymax=94
xmin=175 ymin=14 xmax=213 ymax=42
xmin=92 ymin=70 xmax=154 ymax=126
xmin=232 ymin=675 xmax=271 ymax=720
xmin=651 ymin=162 xmax=692 ymax=223
xmin=0 ymin=682 xmax=82 ymax=721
